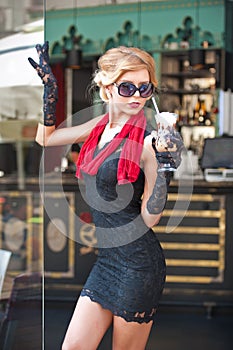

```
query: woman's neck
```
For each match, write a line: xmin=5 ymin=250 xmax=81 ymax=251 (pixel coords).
xmin=107 ymin=120 xmax=126 ymax=129
xmin=108 ymin=114 xmax=130 ymax=129
xmin=108 ymin=103 xmax=131 ymax=128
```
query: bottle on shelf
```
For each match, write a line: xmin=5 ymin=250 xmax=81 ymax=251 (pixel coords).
xmin=175 ymin=104 xmax=188 ymax=128
xmin=192 ymin=97 xmax=212 ymax=126
xmin=198 ymin=99 xmax=207 ymax=125
xmin=193 ymin=97 xmax=202 ymax=125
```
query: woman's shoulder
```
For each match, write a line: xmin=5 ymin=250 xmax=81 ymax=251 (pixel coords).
xmin=143 ymin=122 xmax=156 ymax=144
xmin=143 ymin=132 xmax=153 ymax=148
xmin=142 ymin=130 xmax=156 ymax=162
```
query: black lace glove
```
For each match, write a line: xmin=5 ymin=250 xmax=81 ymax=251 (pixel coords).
xmin=147 ymin=129 xmax=184 ymax=215
xmin=147 ymin=171 xmax=169 ymax=215
xmin=28 ymin=41 xmax=58 ymax=126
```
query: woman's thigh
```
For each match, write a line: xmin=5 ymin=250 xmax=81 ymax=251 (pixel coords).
xmin=112 ymin=315 xmax=153 ymax=350
xmin=62 ymin=296 xmax=113 ymax=350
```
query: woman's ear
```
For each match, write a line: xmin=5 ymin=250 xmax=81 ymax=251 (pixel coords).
xmin=105 ymin=86 xmax=112 ymax=99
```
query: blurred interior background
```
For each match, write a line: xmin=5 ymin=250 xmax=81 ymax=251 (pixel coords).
xmin=0 ymin=1 xmax=233 ymax=349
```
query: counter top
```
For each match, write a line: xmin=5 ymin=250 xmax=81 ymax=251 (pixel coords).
xmin=0 ymin=173 xmax=233 ymax=190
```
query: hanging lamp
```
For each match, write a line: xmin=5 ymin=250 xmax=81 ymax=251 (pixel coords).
xmin=65 ymin=0 xmax=82 ymax=69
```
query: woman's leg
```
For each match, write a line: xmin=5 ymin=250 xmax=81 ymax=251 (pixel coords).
xmin=112 ymin=315 xmax=153 ymax=350
xmin=62 ymin=296 xmax=113 ymax=350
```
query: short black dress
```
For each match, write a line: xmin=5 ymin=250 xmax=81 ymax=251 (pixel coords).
xmin=80 ymin=140 xmax=166 ymax=324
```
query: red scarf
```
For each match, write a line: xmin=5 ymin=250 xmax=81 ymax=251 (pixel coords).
xmin=76 ymin=110 xmax=146 ymax=184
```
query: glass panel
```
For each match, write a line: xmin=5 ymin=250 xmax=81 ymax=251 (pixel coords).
xmin=0 ymin=1 xmax=44 ymax=349
xmin=43 ymin=3 xmax=76 ymax=348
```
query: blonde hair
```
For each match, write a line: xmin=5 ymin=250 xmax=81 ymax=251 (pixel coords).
xmin=93 ymin=46 xmax=158 ymax=102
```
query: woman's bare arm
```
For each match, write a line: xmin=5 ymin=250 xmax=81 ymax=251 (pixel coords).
xmin=29 ymin=42 xmax=103 ymax=147
xmin=35 ymin=115 xmax=103 ymax=146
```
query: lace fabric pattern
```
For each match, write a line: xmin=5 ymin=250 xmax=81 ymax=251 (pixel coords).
xmin=80 ymin=137 xmax=166 ymax=323
xmin=81 ymin=230 xmax=166 ymax=323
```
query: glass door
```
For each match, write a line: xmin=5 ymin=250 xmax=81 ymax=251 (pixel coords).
xmin=0 ymin=1 xmax=44 ymax=349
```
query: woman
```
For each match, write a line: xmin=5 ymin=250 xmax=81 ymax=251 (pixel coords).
xmin=29 ymin=42 xmax=183 ymax=350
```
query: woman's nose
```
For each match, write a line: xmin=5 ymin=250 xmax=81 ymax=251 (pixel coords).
xmin=133 ymin=90 xmax=140 ymax=97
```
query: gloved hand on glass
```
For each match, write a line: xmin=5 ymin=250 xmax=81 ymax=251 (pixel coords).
xmin=28 ymin=41 xmax=58 ymax=126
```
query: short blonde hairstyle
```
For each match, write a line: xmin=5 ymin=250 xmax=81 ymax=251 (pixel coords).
xmin=93 ymin=46 xmax=158 ymax=102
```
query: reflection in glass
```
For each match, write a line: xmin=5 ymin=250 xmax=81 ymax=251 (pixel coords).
xmin=0 ymin=1 xmax=43 ymax=349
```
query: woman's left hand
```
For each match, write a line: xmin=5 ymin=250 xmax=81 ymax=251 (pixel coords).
xmin=28 ymin=41 xmax=58 ymax=126
xmin=28 ymin=41 xmax=56 ymax=85
xmin=151 ymin=128 xmax=184 ymax=169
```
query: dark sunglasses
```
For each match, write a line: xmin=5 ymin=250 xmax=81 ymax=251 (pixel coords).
xmin=113 ymin=82 xmax=154 ymax=98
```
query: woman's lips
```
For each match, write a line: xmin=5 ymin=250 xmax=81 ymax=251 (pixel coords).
xmin=128 ymin=102 xmax=141 ymax=108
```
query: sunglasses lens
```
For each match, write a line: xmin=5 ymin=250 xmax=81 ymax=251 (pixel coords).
xmin=118 ymin=82 xmax=136 ymax=97
xmin=139 ymin=83 xmax=154 ymax=98
xmin=117 ymin=82 xmax=154 ymax=98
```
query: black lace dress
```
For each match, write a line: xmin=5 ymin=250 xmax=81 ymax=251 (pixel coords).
xmin=80 ymin=142 xmax=166 ymax=324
